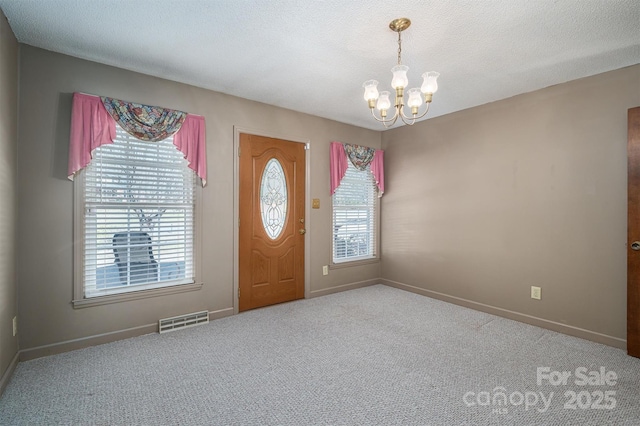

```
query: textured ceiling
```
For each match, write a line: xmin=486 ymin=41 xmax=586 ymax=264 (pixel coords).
xmin=1 ymin=0 xmax=638 ymax=130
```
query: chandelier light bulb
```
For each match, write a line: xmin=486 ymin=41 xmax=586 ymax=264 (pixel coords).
xmin=421 ymin=71 xmax=440 ymax=94
xmin=407 ymin=88 xmax=423 ymax=109
xmin=391 ymin=65 xmax=409 ymax=90
xmin=363 ymin=80 xmax=380 ymax=101
xmin=376 ymin=91 xmax=391 ymax=112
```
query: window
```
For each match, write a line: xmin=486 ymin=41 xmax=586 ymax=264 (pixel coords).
xmin=75 ymin=125 xmax=199 ymax=303
xmin=332 ymin=161 xmax=378 ymax=263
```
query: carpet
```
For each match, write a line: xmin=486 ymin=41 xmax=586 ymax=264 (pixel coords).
xmin=1 ymin=285 xmax=639 ymax=425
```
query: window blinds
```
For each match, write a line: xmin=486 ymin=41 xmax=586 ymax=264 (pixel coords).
xmin=332 ymin=161 xmax=377 ymax=262
xmin=83 ymin=125 xmax=196 ymax=297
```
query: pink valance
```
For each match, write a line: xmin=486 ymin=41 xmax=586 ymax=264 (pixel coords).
xmin=173 ymin=114 xmax=207 ymax=186
xmin=67 ymin=92 xmax=207 ymax=186
xmin=68 ymin=93 xmax=116 ymax=180
xmin=370 ymin=149 xmax=384 ymax=195
xmin=330 ymin=141 xmax=384 ymax=197
xmin=330 ymin=142 xmax=349 ymax=196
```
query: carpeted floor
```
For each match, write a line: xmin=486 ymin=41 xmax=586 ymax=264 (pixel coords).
xmin=1 ymin=284 xmax=639 ymax=425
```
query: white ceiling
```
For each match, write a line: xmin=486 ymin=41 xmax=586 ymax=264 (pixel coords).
xmin=1 ymin=0 xmax=638 ymax=130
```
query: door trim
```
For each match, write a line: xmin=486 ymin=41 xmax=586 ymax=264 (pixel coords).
xmin=233 ymin=126 xmax=311 ymax=315
xmin=628 ymin=107 xmax=640 ymax=357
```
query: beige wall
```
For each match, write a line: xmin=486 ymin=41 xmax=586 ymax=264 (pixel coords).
xmin=17 ymin=45 xmax=381 ymax=355
xmin=0 ymin=11 xmax=18 ymax=387
xmin=381 ymin=65 xmax=640 ymax=346
xmin=13 ymin=42 xmax=639 ymax=358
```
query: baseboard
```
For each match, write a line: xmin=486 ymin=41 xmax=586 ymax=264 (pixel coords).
xmin=0 ymin=350 xmax=19 ymax=398
xmin=308 ymin=279 xmax=379 ymax=298
xmin=20 ymin=323 xmax=158 ymax=361
xmin=13 ymin=277 xmax=626 ymax=363
xmin=209 ymin=307 xmax=234 ymax=320
xmin=380 ymin=279 xmax=627 ymax=350
xmin=20 ymin=307 xmax=235 ymax=361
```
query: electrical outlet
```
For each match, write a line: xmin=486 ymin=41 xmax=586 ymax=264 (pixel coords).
xmin=531 ymin=286 xmax=541 ymax=300
xmin=322 ymin=265 xmax=329 ymax=276
xmin=12 ymin=316 xmax=17 ymax=336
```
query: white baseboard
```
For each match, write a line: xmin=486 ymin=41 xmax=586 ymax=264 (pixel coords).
xmin=20 ymin=307 xmax=234 ymax=361
xmin=0 ymin=350 xmax=19 ymax=398
xmin=380 ymin=278 xmax=626 ymax=350
xmin=307 ymin=279 xmax=379 ymax=298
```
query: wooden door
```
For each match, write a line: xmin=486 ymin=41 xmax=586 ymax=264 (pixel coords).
xmin=628 ymin=107 xmax=640 ymax=358
xmin=239 ymin=134 xmax=305 ymax=311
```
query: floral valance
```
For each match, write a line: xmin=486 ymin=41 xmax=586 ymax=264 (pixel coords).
xmin=344 ymin=144 xmax=376 ymax=171
xmin=101 ymin=97 xmax=187 ymax=142
xmin=68 ymin=93 xmax=207 ymax=186
xmin=330 ymin=142 xmax=384 ymax=197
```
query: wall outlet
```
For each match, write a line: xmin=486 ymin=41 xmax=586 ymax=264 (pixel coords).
xmin=12 ymin=316 xmax=17 ymax=336
xmin=531 ymin=286 xmax=541 ymax=300
xmin=322 ymin=265 xmax=329 ymax=276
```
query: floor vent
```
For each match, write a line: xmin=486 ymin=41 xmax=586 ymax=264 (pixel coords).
xmin=159 ymin=311 xmax=209 ymax=333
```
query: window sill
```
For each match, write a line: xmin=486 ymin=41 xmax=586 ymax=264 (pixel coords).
xmin=72 ymin=281 xmax=203 ymax=309
xmin=330 ymin=257 xmax=380 ymax=270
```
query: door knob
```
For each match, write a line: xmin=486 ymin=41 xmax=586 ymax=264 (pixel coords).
xmin=632 ymin=241 xmax=640 ymax=251
xmin=299 ymin=229 xmax=306 ymax=235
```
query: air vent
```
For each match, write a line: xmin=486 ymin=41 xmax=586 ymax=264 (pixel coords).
xmin=159 ymin=311 xmax=209 ymax=333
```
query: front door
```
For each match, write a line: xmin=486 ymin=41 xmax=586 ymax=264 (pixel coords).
xmin=239 ymin=133 xmax=306 ymax=311
xmin=628 ymin=107 xmax=640 ymax=358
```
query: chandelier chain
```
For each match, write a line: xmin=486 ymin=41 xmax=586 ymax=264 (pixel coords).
xmin=397 ymin=31 xmax=402 ymax=65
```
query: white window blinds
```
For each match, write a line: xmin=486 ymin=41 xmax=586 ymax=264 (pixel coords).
xmin=83 ymin=125 xmax=196 ymax=298
xmin=332 ymin=161 xmax=378 ymax=263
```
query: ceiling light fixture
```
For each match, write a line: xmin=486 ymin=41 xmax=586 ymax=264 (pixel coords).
xmin=363 ymin=18 xmax=439 ymax=127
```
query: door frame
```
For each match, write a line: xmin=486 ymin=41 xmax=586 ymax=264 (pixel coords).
xmin=233 ymin=126 xmax=311 ymax=314
xmin=628 ymin=107 xmax=640 ymax=357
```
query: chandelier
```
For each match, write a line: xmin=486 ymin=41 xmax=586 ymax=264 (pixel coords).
xmin=363 ymin=18 xmax=440 ymax=127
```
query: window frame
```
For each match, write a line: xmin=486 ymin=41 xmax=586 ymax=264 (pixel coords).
xmin=330 ymin=161 xmax=380 ymax=268
xmin=72 ymin=133 xmax=203 ymax=309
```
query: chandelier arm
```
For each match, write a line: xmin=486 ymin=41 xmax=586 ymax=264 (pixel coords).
xmin=369 ymin=111 xmax=399 ymax=128
xmin=383 ymin=114 xmax=398 ymax=128
xmin=413 ymin=102 xmax=432 ymax=119
xmin=399 ymin=113 xmax=416 ymax=126
xmin=398 ymin=107 xmax=416 ymax=122
xmin=388 ymin=106 xmax=400 ymax=124
xmin=369 ymin=107 xmax=400 ymax=126
xmin=380 ymin=118 xmax=395 ymax=129
xmin=368 ymin=109 xmax=388 ymax=123
xmin=398 ymin=102 xmax=432 ymax=122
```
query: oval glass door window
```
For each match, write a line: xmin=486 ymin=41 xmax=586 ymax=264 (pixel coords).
xmin=260 ymin=158 xmax=288 ymax=239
